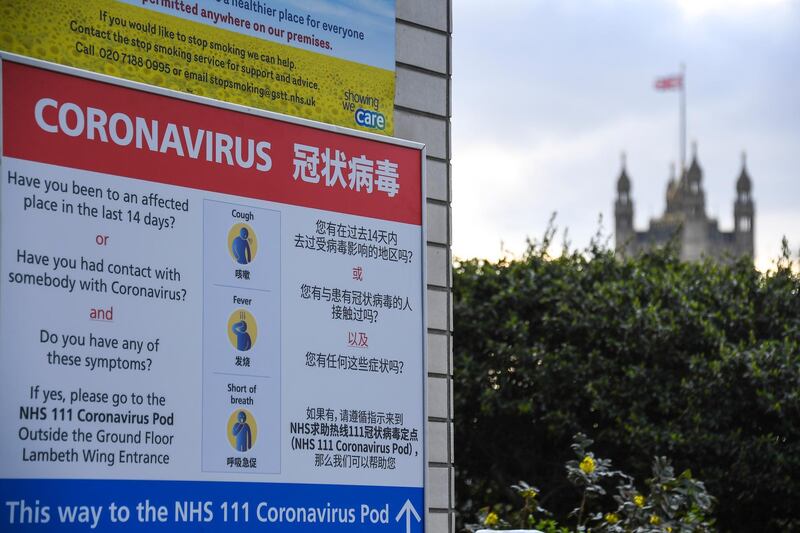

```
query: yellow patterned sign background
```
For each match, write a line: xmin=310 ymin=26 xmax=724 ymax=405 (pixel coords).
xmin=0 ymin=0 xmax=395 ymax=134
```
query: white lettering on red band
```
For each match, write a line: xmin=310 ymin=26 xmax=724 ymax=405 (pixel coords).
xmin=33 ymin=97 xmax=273 ymax=172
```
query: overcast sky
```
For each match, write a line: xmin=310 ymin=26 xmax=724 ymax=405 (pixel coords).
xmin=451 ymin=0 xmax=799 ymax=269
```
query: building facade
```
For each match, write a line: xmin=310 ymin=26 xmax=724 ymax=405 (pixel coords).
xmin=615 ymin=145 xmax=754 ymax=261
xmin=394 ymin=1 xmax=455 ymax=532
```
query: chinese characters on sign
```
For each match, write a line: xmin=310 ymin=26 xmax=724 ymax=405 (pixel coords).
xmin=293 ymin=144 xmax=400 ymax=197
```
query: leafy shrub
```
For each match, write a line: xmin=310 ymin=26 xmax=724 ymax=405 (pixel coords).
xmin=470 ymin=434 xmax=714 ymax=533
xmin=454 ymin=231 xmax=800 ymax=532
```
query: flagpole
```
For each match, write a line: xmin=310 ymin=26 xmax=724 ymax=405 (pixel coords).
xmin=680 ymin=63 xmax=686 ymax=172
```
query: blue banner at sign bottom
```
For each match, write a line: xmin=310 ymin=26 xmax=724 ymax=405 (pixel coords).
xmin=0 ymin=479 xmax=424 ymax=532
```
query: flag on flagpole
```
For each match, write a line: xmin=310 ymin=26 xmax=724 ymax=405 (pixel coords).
xmin=655 ymin=67 xmax=687 ymax=170
xmin=655 ymin=74 xmax=683 ymax=90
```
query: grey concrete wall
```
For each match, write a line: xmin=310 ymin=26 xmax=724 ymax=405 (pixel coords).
xmin=394 ymin=1 xmax=453 ymax=532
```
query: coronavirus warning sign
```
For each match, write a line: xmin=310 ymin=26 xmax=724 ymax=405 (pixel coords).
xmin=0 ymin=55 xmax=426 ymax=532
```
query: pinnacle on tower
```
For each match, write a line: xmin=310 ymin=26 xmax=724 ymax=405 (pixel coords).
xmin=617 ymin=151 xmax=631 ymax=195
xmin=737 ymin=151 xmax=751 ymax=195
xmin=685 ymin=140 xmax=702 ymax=190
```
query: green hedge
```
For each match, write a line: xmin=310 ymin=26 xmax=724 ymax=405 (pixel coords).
xmin=453 ymin=235 xmax=800 ymax=532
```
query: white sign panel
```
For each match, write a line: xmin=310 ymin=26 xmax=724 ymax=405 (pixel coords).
xmin=0 ymin=55 xmax=426 ymax=532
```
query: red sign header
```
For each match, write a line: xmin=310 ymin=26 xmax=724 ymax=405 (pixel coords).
xmin=2 ymin=61 xmax=422 ymax=225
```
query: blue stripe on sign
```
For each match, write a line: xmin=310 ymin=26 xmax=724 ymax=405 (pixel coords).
xmin=0 ymin=479 xmax=424 ymax=532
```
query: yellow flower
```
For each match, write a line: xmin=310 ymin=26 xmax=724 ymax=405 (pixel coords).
xmin=633 ymin=494 xmax=646 ymax=508
xmin=649 ymin=514 xmax=661 ymax=525
xmin=521 ymin=488 xmax=538 ymax=499
xmin=484 ymin=512 xmax=499 ymax=526
xmin=579 ymin=456 xmax=596 ymax=474
xmin=666 ymin=527 xmax=673 ymax=532
xmin=604 ymin=512 xmax=619 ymax=524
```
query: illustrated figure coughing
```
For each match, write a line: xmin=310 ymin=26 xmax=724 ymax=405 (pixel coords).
xmin=232 ymin=227 xmax=252 ymax=265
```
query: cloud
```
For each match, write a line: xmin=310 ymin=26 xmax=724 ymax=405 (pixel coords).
xmin=453 ymin=112 xmax=676 ymax=260
xmin=452 ymin=0 xmax=800 ymax=266
xmin=670 ymin=0 xmax=792 ymax=20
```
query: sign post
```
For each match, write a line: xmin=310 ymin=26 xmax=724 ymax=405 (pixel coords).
xmin=0 ymin=54 xmax=426 ymax=532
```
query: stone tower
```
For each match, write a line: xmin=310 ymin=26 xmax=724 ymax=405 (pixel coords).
xmin=734 ymin=152 xmax=755 ymax=256
xmin=614 ymin=153 xmax=634 ymax=253
xmin=614 ymin=144 xmax=755 ymax=261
